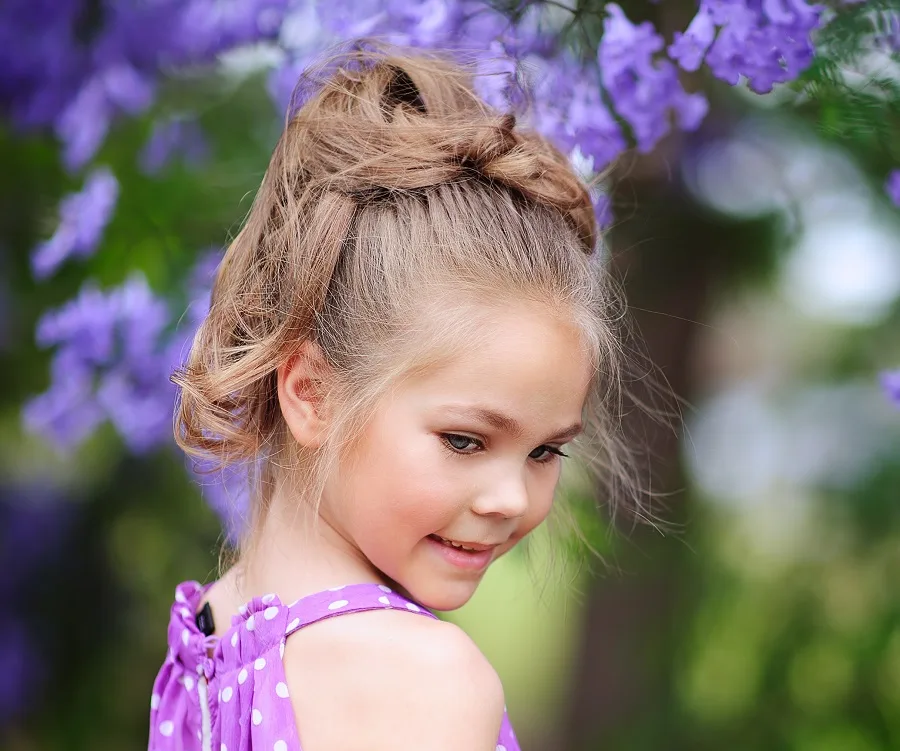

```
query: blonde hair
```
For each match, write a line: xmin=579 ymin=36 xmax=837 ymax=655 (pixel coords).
xmin=173 ymin=42 xmax=657 ymax=557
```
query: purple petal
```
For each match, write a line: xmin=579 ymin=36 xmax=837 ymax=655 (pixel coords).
xmin=669 ymin=7 xmax=717 ymax=72
xmin=885 ymin=170 xmax=900 ymax=207
xmin=882 ymin=370 xmax=900 ymax=407
xmin=31 ymin=167 xmax=119 ymax=279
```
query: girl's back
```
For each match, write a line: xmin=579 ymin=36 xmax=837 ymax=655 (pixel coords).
xmin=149 ymin=580 xmax=519 ymax=750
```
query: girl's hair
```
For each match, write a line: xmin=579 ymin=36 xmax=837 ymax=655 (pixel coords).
xmin=173 ymin=42 xmax=658 ymax=557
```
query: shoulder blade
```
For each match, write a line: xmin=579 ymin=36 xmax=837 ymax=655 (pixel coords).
xmin=283 ymin=609 xmax=505 ymax=751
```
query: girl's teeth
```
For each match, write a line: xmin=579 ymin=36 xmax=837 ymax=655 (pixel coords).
xmin=435 ymin=536 xmax=476 ymax=552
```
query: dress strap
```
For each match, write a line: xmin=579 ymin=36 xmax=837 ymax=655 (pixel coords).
xmin=283 ymin=582 xmax=436 ymax=638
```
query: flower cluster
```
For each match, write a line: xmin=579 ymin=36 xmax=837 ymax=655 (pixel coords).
xmin=24 ymin=245 xmax=217 ymax=450
xmin=669 ymin=0 xmax=822 ymax=94
xmin=24 ymin=275 xmax=176 ymax=452
xmin=0 ymin=0 xmax=291 ymax=171
xmin=31 ymin=167 xmax=119 ymax=280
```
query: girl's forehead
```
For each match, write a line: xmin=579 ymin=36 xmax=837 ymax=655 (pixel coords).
xmin=397 ymin=306 xmax=593 ymax=414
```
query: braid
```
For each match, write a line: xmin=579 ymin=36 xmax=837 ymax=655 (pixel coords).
xmin=280 ymin=51 xmax=597 ymax=253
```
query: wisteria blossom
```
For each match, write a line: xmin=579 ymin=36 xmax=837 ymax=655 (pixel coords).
xmin=139 ymin=117 xmax=209 ymax=174
xmin=669 ymin=0 xmax=823 ymax=93
xmin=883 ymin=370 xmax=900 ymax=407
xmin=25 ymin=275 xmax=178 ymax=452
xmin=31 ymin=167 xmax=119 ymax=279
xmin=885 ymin=170 xmax=900 ymax=207
xmin=0 ymin=0 xmax=292 ymax=169
xmin=600 ymin=3 xmax=708 ymax=153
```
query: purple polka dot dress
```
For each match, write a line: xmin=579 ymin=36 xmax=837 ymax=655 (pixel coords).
xmin=148 ymin=581 xmax=521 ymax=750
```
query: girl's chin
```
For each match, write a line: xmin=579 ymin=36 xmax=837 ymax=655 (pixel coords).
xmin=403 ymin=578 xmax=483 ymax=613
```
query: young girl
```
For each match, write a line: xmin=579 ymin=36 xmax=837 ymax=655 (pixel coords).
xmin=149 ymin=43 xmax=640 ymax=751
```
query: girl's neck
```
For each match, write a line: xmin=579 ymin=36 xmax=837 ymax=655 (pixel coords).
xmin=232 ymin=487 xmax=387 ymax=607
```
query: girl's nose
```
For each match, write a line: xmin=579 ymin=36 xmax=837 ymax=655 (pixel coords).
xmin=471 ymin=474 xmax=529 ymax=520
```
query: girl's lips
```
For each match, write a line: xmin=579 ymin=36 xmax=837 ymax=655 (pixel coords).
xmin=426 ymin=535 xmax=496 ymax=571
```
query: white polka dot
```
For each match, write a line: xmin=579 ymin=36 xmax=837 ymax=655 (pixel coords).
xmin=264 ymin=606 xmax=279 ymax=620
xmin=150 ymin=693 xmax=160 ymax=709
xmin=238 ymin=668 xmax=248 ymax=685
xmin=279 ymin=640 xmax=285 ymax=659
xmin=276 ymin=681 xmax=289 ymax=698
xmin=274 ymin=742 xmax=287 ymax=751
xmin=406 ymin=603 xmax=421 ymax=612
xmin=378 ymin=596 xmax=390 ymax=606
xmin=181 ymin=628 xmax=190 ymax=646
xmin=255 ymin=657 xmax=266 ymax=670
xmin=378 ymin=584 xmax=392 ymax=592
xmin=221 ymin=686 xmax=233 ymax=703
xmin=497 ymin=746 xmax=507 ymax=751
xmin=328 ymin=585 xmax=345 ymax=591
xmin=246 ymin=614 xmax=255 ymax=631
xmin=262 ymin=593 xmax=276 ymax=604
xmin=286 ymin=618 xmax=300 ymax=632
xmin=183 ymin=675 xmax=194 ymax=691
xmin=221 ymin=745 xmax=228 ymax=751
xmin=180 ymin=607 xmax=191 ymax=618
xmin=252 ymin=708 xmax=263 ymax=725
xmin=197 ymin=729 xmax=202 ymax=740
xmin=159 ymin=720 xmax=174 ymax=736
xmin=175 ymin=590 xmax=187 ymax=603
xmin=231 ymin=631 xmax=238 ymax=648
xmin=328 ymin=599 xmax=348 ymax=610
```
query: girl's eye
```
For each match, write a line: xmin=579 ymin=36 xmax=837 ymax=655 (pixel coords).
xmin=441 ymin=434 xmax=482 ymax=453
xmin=529 ymin=445 xmax=569 ymax=463
xmin=440 ymin=434 xmax=569 ymax=463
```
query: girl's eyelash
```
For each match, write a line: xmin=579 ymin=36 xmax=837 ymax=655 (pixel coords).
xmin=439 ymin=434 xmax=569 ymax=463
xmin=439 ymin=433 xmax=483 ymax=454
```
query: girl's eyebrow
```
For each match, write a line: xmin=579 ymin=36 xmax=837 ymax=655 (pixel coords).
xmin=443 ymin=405 xmax=583 ymax=442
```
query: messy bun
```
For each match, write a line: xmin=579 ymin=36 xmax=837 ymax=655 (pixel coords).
xmin=173 ymin=42 xmax=649 ymax=549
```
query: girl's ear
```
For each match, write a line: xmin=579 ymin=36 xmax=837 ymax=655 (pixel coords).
xmin=277 ymin=341 xmax=331 ymax=449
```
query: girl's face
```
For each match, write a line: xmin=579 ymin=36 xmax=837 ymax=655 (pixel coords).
xmin=321 ymin=303 xmax=594 ymax=611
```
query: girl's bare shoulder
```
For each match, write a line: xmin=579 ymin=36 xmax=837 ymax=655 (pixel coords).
xmin=283 ymin=609 xmax=505 ymax=750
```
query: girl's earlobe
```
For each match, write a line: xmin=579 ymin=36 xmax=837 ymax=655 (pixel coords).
xmin=277 ymin=341 xmax=330 ymax=449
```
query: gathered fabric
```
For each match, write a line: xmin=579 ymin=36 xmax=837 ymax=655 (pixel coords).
xmin=148 ymin=580 xmax=520 ymax=750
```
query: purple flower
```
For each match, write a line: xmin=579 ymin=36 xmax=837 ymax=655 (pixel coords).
xmin=23 ymin=351 xmax=106 ymax=451
xmin=2 ymin=0 xmax=288 ymax=172
xmin=599 ymin=4 xmax=708 ymax=153
xmin=25 ymin=275 xmax=174 ymax=452
xmin=882 ymin=370 xmax=900 ymax=407
xmin=673 ymin=0 xmax=824 ymax=94
xmin=473 ymin=42 xmax=521 ymax=110
xmin=669 ymin=6 xmax=717 ymax=72
xmin=54 ymin=64 xmax=154 ymax=171
xmin=569 ymin=144 xmax=614 ymax=229
xmin=885 ymin=170 xmax=900 ymax=206
xmin=31 ymin=167 xmax=119 ymax=280
xmin=140 ymin=117 xmax=208 ymax=174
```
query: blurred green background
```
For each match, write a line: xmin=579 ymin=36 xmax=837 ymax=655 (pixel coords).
xmin=2 ymin=4 xmax=900 ymax=751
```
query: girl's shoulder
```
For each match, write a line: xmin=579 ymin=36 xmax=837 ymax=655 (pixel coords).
xmin=152 ymin=580 xmax=512 ymax=750
xmin=282 ymin=605 xmax=506 ymax=750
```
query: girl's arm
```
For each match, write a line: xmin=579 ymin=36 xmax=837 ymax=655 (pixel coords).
xmin=284 ymin=609 xmax=505 ymax=750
